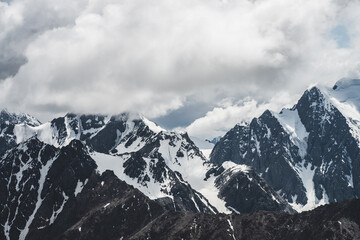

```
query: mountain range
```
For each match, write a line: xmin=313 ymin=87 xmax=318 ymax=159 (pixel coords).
xmin=1 ymin=78 xmax=360 ymax=239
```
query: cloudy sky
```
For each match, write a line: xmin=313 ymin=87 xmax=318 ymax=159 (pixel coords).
xmin=1 ymin=0 xmax=360 ymax=139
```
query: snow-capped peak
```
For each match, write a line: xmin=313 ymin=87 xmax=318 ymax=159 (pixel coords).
xmin=332 ymin=78 xmax=360 ymax=90
xmin=236 ymin=120 xmax=249 ymax=127
xmin=141 ymin=116 xmax=165 ymax=133
xmin=327 ymin=79 xmax=360 ymax=118
xmin=110 ymin=112 xmax=165 ymax=133
xmin=0 ymin=109 xmax=41 ymax=127
xmin=11 ymin=112 xmax=166 ymax=150
xmin=317 ymin=79 xmax=360 ymax=146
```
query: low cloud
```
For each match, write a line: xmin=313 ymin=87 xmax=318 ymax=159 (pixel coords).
xmin=185 ymin=92 xmax=295 ymax=139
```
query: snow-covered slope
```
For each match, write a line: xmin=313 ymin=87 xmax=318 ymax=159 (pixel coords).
xmin=274 ymin=108 xmax=309 ymax=158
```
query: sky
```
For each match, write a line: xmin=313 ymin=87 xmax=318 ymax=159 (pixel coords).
xmin=1 ymin=0 xmax=360 ymax=139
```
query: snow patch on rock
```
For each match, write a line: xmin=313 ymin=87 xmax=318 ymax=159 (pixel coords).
xmin=274 ymin=109 xmax=309 ymax=158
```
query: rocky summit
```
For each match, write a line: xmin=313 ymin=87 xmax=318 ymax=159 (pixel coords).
xmin=211 ymin=78 xmax=360 ymax=212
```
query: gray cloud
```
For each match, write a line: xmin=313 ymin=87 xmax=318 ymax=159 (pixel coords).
xmin=0 ymin=53 xmax=26 ymax=79
xmin=0 ymin=0 xmax=360 ymax=132
xmin=0 ymin=0 xmax=88 ymax=80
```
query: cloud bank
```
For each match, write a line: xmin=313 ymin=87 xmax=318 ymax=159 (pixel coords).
xmin=185 ymin=92 xmax=294 ymax=139
xmin=1 ymin=0 xmax=360 ymax=136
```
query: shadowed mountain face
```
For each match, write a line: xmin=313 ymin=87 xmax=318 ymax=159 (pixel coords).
xmin=210 ymin=79 xmax=360 ymax=212
xmin=28 ymin=170 xmax=165 ymax=240
xmin=0 ymin=138 xmax=96 ymax=240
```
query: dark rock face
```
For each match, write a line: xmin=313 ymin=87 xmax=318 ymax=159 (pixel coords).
xmin=28 ymin=170 xmax=165 ymax=240
xmin=296 ymin=87 xmax=360 ymax=203
xmin=0 ymin=138 xmax=96 ymax=240
xmin=117 ymin=134 xmax=218 ymax=214
xmin=210 ymin=85 xmax=360 ymax=209
xmin=0 ymin=123 xmax=17 ymax=154
xmin=210 ymin=111 xmax=307 ymax=205
xmin=207 ymin=165 xmax=294 ymax=214
xmin=48 ymin=116 xmax=68 ymax=146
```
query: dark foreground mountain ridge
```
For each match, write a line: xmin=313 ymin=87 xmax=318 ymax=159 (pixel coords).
xmin=22 ymin=169 xmax=360 ymax=240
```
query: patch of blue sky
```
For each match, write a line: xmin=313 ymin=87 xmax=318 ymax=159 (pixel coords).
xmin=330 ymin=25 xmax=350 ymax=48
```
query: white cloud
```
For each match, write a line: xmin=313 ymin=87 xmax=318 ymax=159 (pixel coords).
xmin=0 ymin=0 xmax=360 ymax=123
xmin=185 ymin=92 xmax=294 ymax=139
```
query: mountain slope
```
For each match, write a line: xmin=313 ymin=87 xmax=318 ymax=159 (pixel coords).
xmin=1 ymin=111 xmax=292 ymax=215
xmin=11 ymin=162 xmax=360 ymax=240
xmin=0 ymin=134 xmax=292 ymax=240
xmin=208 ymin=162 xmax=294 ymax=213
xmin=8 ymin=161 xmax=359 ymax=240
xmin=27 ymin=170 xmax=165 ymax=240
xmin=0 ymin=137 xmax=96 ymax=240
xmin=210 ymin=78 xmax=360 ymax=212
xmin=90 ymin=129 xmax=292 ymax=214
